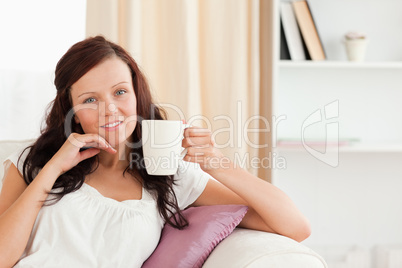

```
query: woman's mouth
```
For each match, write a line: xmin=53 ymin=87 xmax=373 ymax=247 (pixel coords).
xmin=101 ymin=121 xmax=123 ymax=130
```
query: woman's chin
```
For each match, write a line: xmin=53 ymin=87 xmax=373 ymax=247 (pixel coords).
xmin=106 ymin=136 xmax=132 ymax=150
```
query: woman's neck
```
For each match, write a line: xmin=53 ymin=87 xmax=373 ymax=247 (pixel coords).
xmin=97 ymin=144 xmax=130 ymax=170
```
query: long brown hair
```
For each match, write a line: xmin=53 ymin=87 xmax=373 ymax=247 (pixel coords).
xmin=22 ymin=36 xmax=188 ymax=229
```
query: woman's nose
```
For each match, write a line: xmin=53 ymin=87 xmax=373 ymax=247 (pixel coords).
xmin=99 ymin=101 xmax=117 ymax=116
xmin=107 ymin=103 xmax=117 ymax=115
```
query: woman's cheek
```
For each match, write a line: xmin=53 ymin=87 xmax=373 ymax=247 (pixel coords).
xmin=76 ymin=111 xmax=99 ymax=134
xmin=124 ymin=116 xmax=137 ymax=136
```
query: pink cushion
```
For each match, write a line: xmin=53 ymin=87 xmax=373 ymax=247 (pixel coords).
xmin=142 ymin=205 xmax=248 ymax=268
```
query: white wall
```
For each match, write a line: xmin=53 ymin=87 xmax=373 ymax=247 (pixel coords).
xmin=0 ymin=0 xmax=87 ymax=71
xmin=308 ymin=0 xmax=402 ymax=62
xmin=0 ymin=0 xmax=86 ymax=140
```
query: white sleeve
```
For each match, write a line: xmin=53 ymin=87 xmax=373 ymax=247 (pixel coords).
xmin=2 ymin=147 xmax=30 ymax=185
xmin=172 ymin=160 xmax=210 ymax=210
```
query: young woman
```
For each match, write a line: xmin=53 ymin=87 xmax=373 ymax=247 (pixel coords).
xmin=0 ymin=36 xmax=310 ymax=267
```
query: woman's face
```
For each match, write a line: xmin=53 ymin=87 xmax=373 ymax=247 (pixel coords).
xmin=70 ymin=56 xmax=137 ymax=148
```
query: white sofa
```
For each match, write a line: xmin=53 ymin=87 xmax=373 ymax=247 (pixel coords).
xmin=0 ymin=140 xmax=327 ymax=267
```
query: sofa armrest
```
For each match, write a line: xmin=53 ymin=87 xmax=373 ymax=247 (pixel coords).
xmin=203 ymin=228 xmax=327 ymax=268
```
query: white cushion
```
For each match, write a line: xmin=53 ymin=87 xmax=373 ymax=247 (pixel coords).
xmin=203 ymin=228 xmax=327 ymax=268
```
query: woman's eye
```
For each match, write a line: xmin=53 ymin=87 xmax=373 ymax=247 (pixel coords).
xmin=116 ymin=89 xmax=126 ymax=96
xmin=84 ymin=97 xmax=96 ymax=104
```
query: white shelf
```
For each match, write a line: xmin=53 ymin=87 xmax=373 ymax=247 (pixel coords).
xmin=272 ymin=0 xmax=402 ymax=255
xmin=278 ymin=60 xmax=402 ymax=69
xmin=274 ymin=143 xmax=402 ymax=153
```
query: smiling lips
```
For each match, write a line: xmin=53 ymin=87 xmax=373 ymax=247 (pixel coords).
xmin=101 ymin=121 xmax=123 ymax=130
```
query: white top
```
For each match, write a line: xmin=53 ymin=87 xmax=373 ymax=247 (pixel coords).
xmin=3 ymin=148 xmax=210 ymax=268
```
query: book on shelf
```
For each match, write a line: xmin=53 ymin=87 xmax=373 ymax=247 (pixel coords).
xmin=280 ymin=20 xmax=291 ymax=60
xmin=280 ymin=2 xmax=306 ymax=60
xmin=292 ymin=0 xmax=325 ymax=61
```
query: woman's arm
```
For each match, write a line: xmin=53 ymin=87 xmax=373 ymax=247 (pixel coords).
xmin=0 ymin=133 xmax=115 ymax=267
xmin=0 ymin=163 xmax=62 ymax=267
xmin=183 ymin=127 xmax=311 ymax=242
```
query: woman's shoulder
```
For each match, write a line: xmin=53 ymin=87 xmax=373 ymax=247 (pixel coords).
xmin=2 ymin=141 xmax=34 ymax=175
xmin=1 ymin=141 xmax=33 ymax=189
xmin=175 ymin=160 xmax=209 ymax=182
xmin=172 ymin=161 xmax=210 ymax=209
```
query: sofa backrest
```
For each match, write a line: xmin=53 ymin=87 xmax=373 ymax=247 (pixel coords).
xmin=0 ymin=140 xmax=34 ymax=191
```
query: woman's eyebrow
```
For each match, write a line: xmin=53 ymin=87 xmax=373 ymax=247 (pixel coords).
xmin=112 ymin=81 xmax=129 ymax=88
xmin=78 ymin=91 xmax=96 ymax=98
xmin=77 ymin=82 xmax=129 ymax=98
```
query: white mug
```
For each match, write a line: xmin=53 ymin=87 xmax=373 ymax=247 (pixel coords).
xmin=142 ymin=120 xmax=190 ymax=175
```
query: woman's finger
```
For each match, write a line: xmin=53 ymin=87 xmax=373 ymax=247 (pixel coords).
xmin=182 ymin=136 xmax=212 ymax=148
xmin=184 ymin=127 xmax=211 ymax=138
xmin=186 ymin=146 xmax=214 ymax=157
xmin=79 ymin=148 xmax=101 ymax=161
xmin=69 ymin=133 xmax=116 ymax=154
xmin=80 ymin=134 xmax=110 ymax=148
xmin=183 ymin=154 xmax=208 ymax=164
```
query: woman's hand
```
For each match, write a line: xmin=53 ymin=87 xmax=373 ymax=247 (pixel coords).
xmin=182 ymin=127 xmax=230 ymax=172
xmin=48 ymin=133 xmax=116 ymax=176
xmin=183 ymin=127 xmax=311 ymax=242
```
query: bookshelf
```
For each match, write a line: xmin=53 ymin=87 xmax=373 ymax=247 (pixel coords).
xmin=272 ymin=0 xmax=402 ymax=152
xmin=268 ymin=0 xmax=402 ymax=266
